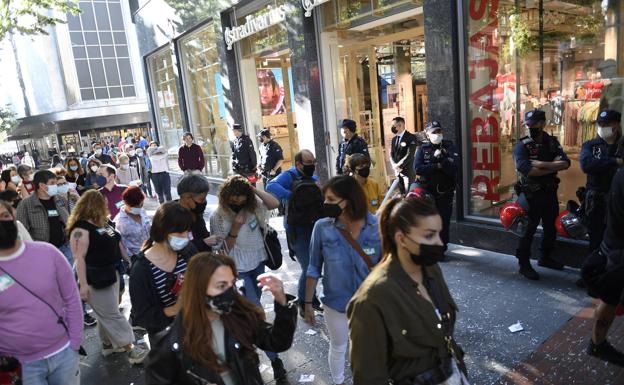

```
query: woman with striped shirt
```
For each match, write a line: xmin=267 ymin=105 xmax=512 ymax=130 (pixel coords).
xmin=129 ymin=202 xmax=198 ymax=337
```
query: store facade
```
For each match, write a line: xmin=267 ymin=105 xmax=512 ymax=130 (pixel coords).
xmin=135 ymin=0 xmax=624 ymax=262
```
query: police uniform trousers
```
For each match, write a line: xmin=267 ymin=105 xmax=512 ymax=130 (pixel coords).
xmin=515 ymin=189 xmax=559 ymax=262
xmin=584 ymin=189 xmax=608 ymax=253
xmin=434 ymin=190 xmax=454 ymax=248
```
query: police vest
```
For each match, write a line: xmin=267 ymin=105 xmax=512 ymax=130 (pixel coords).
xmin=519 ymin=136 xmax=559 ymax=187
xmin=419 ymin=141 xmax=456 ymax=194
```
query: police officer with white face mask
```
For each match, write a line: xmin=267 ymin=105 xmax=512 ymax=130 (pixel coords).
xmin=413 ymin=121 xmax=459 ymax=251
xmin=580 ymin=109 xmax=623 ymax=253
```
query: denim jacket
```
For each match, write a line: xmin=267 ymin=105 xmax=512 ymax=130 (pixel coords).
xmin=307 ymin=213 xmax=381 ymax=313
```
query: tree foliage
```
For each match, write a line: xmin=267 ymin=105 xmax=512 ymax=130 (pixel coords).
xmin=0 ymin=0 xmax=81 ymax=41
xmin=0 ymin=105 xmax=19 ymax=134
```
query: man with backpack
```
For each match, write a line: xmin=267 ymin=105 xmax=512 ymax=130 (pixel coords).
xmin=267 ymin=149 xmax=324 ymax=316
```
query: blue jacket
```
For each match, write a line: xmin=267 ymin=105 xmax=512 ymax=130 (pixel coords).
xmin=413 ymin=140 xmax=458 ymax=194
xmin=580 ymin=136 xmax=621 ymax=193
xmin=266 ymin=166 xmax=318 ymax=202
xmin=307 ymin=213 xmax=381 ymax=313
xmin=512 ymin=133 xmax=569 ymax=185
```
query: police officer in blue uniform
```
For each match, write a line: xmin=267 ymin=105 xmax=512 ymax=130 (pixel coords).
xmin=335 ymin=119 xmax=369 ymax=174
xmin=512 ymin=109 xmax=571 ymax=280
xmin=258 ymin=128 xmax=285 ymax=188
xmin=580 ymin=109 xmax=623 ymax=252
xmin=414 ymin=121 xmax=459 ymax=250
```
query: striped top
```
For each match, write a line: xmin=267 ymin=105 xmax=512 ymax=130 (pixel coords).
xmin=149 ymin=256 xmax=188 ymax=308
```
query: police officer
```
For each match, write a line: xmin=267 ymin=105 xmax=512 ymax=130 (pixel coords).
xmin=390 ymin=116 xmax=419 ymax=194
xmin=258 ymin=128 xmax=284 ymax=187
xmin=231 ymin=123 xmax=257 ymax=180
xmin=335 ymin=119 xmax=369 ymax=175
xmin=512 ymin=109 xmax=571 ymax=281
xmin=413 ymin=121 xmax=459 ymax=250
xmin=580 ymin=109 xmax=623 ymax=252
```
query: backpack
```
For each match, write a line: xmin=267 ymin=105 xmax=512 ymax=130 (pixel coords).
xmin=286 ymin=171 xmax=324 ymax=227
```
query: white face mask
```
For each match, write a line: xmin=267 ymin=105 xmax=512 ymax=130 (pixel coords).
xmin=95 ymin=149 xmax=103 ymax=155
xmin=597 ymin=126 xmax=614 ymax=140
xmin=129 ymin=207 xmax=142 ymax=215
xmin=11 ymin=175 xmax=21 ymax=184
xmin=57 ymin=185 xmax=70 ymax=195
xmin=120 ymin=164 xmax=128 ymax=170
xmin=169 ymin=235 xmax=190 ymax=251
xmin=46 ymin=184 xmax=58 ymax=197
xmin=90 ymin=165 xmax=99 ymax=172
xmin=428 ymin=133 xmax=443 ymax=145
xmin=128 ymin=150 xmax=136 ymax=157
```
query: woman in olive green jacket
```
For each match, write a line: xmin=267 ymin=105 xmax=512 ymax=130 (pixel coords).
xmin=347 ymin=194 xmax=468 ymax=385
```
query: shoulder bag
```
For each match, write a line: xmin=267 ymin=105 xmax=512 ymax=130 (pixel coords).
xmin=336 ymin=228 xmax=375 ymax=269
xmin=259 ymin=221 xmax=283 ymax=270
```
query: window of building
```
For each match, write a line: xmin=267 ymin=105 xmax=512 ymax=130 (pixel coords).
xmin=464 ymin=0 xmax=623 ymax=218
xmin=178 ymin=23 xmax=230 ymax=178
xmin=67 ymin=0 xmax=136 ymax=101
xmin=146 ymin=46 xmax=184 ymax=171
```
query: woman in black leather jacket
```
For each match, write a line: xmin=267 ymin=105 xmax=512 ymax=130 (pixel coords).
xmin=144 ymin=252 xmax=297 ymax=385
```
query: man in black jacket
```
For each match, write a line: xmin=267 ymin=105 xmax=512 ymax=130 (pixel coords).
xmin=231 ymin=124 xmax=257 ymax=180
xmin=335 ymin=119 xmax=369 ymax=174
xmin=390 ymin=116 xmax=419 ymax=193
xmin=258 ymin=128 xmax=284 ymax=187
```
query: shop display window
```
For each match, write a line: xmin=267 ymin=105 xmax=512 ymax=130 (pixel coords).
xmin=464 ymin=0 xmax=623 ymax=218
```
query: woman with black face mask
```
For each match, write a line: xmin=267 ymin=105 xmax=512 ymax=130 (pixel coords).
xmin=347 ymin=194 xmax=469 ymax=385
xmin=344 ymin=153 xmax=384 ymax=214
xmin=208 ymin=175 xmax=290 ymax=382
xmin=145 ymin=252 xmax=297 ymax=385
xmin=304 ymin=175 xmax=381 ymax=385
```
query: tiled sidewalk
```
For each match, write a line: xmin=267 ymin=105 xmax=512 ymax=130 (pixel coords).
xmin=496 ymin=300 xmax=624 ymax=385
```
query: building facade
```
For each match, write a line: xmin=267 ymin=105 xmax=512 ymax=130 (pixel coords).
xmin=2 ymin=0 xmax=151 ymax=157
xmin=133 ymin=0 xmax=624 ymax=263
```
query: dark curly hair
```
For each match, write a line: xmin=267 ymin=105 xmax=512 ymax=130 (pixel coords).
xmin=217 ymin=175 xmax=257 ymax=213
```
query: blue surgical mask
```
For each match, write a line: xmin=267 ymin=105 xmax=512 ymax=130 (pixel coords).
xmin=168 ymin=235 xmax=189 ymax=251
xmin=69 ymin=165 xmax=79 ymax=171
xmin=129 ymin=207 xmax=142 ymax=215
xmin=46 ymin=185 xmax=58 ymax=197
xmin=57 ymin=185 xmax=70 ymax=195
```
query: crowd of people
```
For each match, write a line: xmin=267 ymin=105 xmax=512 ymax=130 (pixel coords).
xmin=0 ymin=107 xmax=623 ymax=385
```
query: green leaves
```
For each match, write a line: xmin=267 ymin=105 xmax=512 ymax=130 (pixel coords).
xmin=0 ymin=0 xmax=80 ymax=41
xmin=0 ymin=105 xmax=18 ymax=134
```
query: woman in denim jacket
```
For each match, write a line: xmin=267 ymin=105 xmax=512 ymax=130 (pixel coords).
xmin=304 ymin=175 xmax=381 ymax=385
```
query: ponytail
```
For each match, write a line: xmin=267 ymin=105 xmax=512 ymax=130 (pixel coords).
xmin=378 ymin=197 xmax=403 ymax=261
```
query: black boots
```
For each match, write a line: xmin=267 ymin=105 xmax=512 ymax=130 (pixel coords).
xmin=271 ymin=358 xmax=290 ymax=384
xmin=587 ymin=340 xmax=624 ymax=366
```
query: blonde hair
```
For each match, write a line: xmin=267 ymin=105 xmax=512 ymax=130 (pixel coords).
xmin=66 ymin=190 xmax=109 ymax=233
xmin=117 ymin=153 xmax=129 ymax=163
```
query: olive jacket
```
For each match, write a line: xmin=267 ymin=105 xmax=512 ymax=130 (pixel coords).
xmin=347 ymin=255 xmax=462 ymax=385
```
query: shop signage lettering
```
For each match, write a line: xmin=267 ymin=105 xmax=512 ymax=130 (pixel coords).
xmin=224 ymin=5 xmax=290 ymax=50
xmin=467 ymin=0 xmax=500 ymax=201
xmin=302 ymin=0 xmax=331 ymax=17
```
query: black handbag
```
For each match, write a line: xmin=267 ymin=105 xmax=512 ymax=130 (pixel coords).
xmin=260 ymin=224 xmax=283 ymax=270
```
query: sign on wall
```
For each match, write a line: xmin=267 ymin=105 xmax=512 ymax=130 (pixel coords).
xmin=224 ymin=4 xmax=291 ymax=50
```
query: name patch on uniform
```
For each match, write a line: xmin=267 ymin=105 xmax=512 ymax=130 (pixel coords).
xmin=0 ymin=274 xmax=15 ymax=292
xmin=371 ymin=199 xmax=378 ymax=207
xmin=363 ymin=247 xmax=376 ymax=256
xmin=47 ymin=209 xmax=59 ymax=217
xmin=249 ymin=217 xmax=258 ymax=230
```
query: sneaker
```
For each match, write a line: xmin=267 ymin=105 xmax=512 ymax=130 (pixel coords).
xmin=587 ymin=340 xmax=624 ymax=366
xmin=538 ymin=257 xmax=564 ymax=270
xmin=83 ymin=313 xmax=97 ymax=327
xmin=127 ymin=345 xmax=149 ymax=365
xmin=271 ymin=358 xmax=289 ymax=384
xmin=519 ymin=264 xmax=540 ymax=281
xmin=312 ymin=301 xmax=324 ymax=313
xmin=101 ymin=343 xmax=125 ymax=357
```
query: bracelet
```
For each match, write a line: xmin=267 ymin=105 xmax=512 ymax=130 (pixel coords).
xmin=304 ymin=301 xmax=313 ymax=304
xmin=228 ymin=233 xmax=238 ymax=238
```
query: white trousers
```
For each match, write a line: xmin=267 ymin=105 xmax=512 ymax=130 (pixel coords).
xmin=324 ymin=306 xmax=349 ymax=384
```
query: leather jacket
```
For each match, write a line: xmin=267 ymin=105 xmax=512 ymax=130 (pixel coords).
xmin=144 ymin=295 xmax=298 ymax=385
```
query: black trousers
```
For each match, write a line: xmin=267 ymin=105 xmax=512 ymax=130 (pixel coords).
xmin=434 ymin=191 xmax=454 ymax=248
xmin=151 ymin=171 xmax=172 ymax=203
xmin=585 ymin=190 xmax=607 ymax=253
xmin=515 ymin=189 xmax=559 ymax=264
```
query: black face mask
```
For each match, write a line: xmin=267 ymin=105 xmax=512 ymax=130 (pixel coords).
xmin=229 ymin=203 xmax=244 ymax=213
xmin=205 ymin=286 xmax=236 ymax=315
xmin=0 ymin=220 xmax=18 ymax=249
xmin=410 ymin=244 xmax=446 ymax=266
xmin=529 ymin=127 xmax=542 ymax=139
xmin=192 ymin=201 xmax=207 ymax=215
xmin=357 ymin=166 xmax=371 ymax=178
xmin=323 ymin=202 xmax=343 ymax=219
xmin=391 ymin=126 xmax=398 ymax=134
xmin=302 ymin=164 xmax=315 ymax=178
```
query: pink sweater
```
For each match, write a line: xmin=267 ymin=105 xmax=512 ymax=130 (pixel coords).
xmin=0 ymin=241 xmax=83 ymax=363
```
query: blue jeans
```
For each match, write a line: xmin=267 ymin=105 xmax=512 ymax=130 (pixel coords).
xmin=22 ymin=346 xmax=80 ymax=385
xmin=238 ymin=263 xmax=278 ymax=362
xmin=58 ymin=243 xmax=73 ymax=267
xmin=293 ymin=225 xmax=318 ymax=306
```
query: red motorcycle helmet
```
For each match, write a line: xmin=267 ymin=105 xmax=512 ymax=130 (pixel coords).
xmin=407 ymin=183 xmax=433 ymax=201
xmin=555 ymin=210 xmax=588 ymax=239
xmin=500 ymin=202 xmax=529 ymax=237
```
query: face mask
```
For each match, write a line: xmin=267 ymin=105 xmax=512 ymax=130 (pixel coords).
xmin=429 ymin=133 xmax=443 ymax=145
xmin=0 ymin=220 xmax=18 ymax=249
xmin=95 ymin=149 xmax=103 ymax=155
xmin=11 ymin=175 xmax=21 ymax=184
xmin=322 ymin=202 xmax=343 ymax=219
xmin=168 ymin=235 xmax=190 ymax=251
xmin=60 ymin=156 xmax=66 ymax=161
xmin=69 ymin=165 xmax=79 ymax=171
xmin=24 ymin=174 xmax=33 ymax=182
xmin=302 ymin=164 xmax=315 ymax=178
xmin=96 ymin=175 xmax=108 ymax=186
xmin=192 ymin=201 xmax=208 ymax=215
xmin=205 ymin=286 xmax=236 ymax=315
xmin=391 ymin=126 xmax=398 ymax=134
xmin=46 ymin=184 xmax=58 ymax=197
xmin=120 ymin=164 xmax=128 ymax=170
xmin=129 ymin=207 xmax=142 ymax=215
xmin=597 ymin=126 xmax=614 ymax=140
xmin=409 ymin=242 xmax=446 ymax=266
xmin=90 ymin=165 xmax=99 ymax=173
xmin=357 ymin=166 xmax=370 ymax=178
xmin=128 ymin=150 xmax=136 ymax=157
xmin=529 ymin=127 xmax=541 ymax=139
xmin=229 ymin=203 xmax=244 ymax=213
xmin=57 ymin=185 xmax=69 ymax=195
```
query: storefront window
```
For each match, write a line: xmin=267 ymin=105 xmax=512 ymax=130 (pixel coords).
xmin=179 ymin=23 xmax=230 ymax=178
xmin=464 ymin=0 xmax=623 ymax=217
xmin=146 ymin=46 xmax=184 ymax=172
xmin=320 ymin=0 xmax=425 ymax=186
